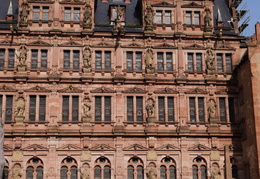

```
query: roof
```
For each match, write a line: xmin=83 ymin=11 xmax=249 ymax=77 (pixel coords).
xmin=0 ymin=0 xmax=18 ymax=30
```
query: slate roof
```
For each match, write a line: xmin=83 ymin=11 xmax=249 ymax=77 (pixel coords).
xmin=0 ymin=0 xmax=18 ymax=30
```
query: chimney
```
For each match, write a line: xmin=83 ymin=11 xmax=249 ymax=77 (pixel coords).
xmin=256 ymin=23 xmax=260 ymax=43
xmin=6 ymin=0 xmax=14 ymax=21
xmin=217 ymin=8 xmax=224 ymax=27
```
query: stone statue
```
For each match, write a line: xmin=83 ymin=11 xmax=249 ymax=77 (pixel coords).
xmin=18 ymin=45 xmax=27 ymax=66
xmin=211 ymin=164 xmax=221 ymax=179
xmin=83 ymin=46 xmax=91 ymax=68
xmin=116 ymin=5 xmax=124 ymax=20
xmin=208 ymin=99 xmax=216 ymax=119
xmin=206 ymin=48 xmax=215 ymax=74
xmin=204 ymin=8 xmax=212 ymax=28
xmin=19 ymin=3 xmax=29 ymax=26
xmin=146 ymin=98 xmax=155 ymax=117
xmin=144 ymin=3 xmax=154 ymax=30
xmin=12 ymin=165 xmax=22 ymax=179
xmin=145 ymin=48 xmax=154 ymax=68
xmin=81 ymin=164 xmax=90 ymax=179
xmin=83 ymin=5 xmax=92 ymax=27
xmin=15 ymin=97 xmax=25 ymax=117
xmin=83 ymin=98 xmax=91 ymax=118
xmin=146 ymin=165 xmax=157 ymax=179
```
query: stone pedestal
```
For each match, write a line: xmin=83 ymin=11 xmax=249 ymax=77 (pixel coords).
xmin=14 ymin=116 xmax=24 ymax=126
xmin=205 ymin=27 xmax=213 ymax=33
xmin=145 ymin=67 xmax=155 ymax=74
xmin=145 ymin=25 xmax=154 ymax=31
xmin=83 ymin=23 xmax=92 ymax=30
xmin=113 ymin=125 xmax=125 ymax=133
xmin=147 ymin=117 xmax=156 ymax=126
xmin=82 ymin=66 xmax=92 ymax=74
xmin=207 ymin=68 xmax=215 ymax=75
xmin=82 ymin=117 xmax=91 ymax=126
xmin=17 ymin=65 xmax=27 ymax=73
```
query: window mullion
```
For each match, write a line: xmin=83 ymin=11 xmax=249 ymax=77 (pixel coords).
xmin=165 ymin=97 xmax=168 ymax=122
xmin=225 ymin=97 xmax=230 ymax=123
xmin=133 ymin=97 xmax=136 ymax=122
xmin=101 ymin=96 xmax=104 ymax=122
xmin=195 ymin=97 xmax=198 ymax=122
xmin=35 ymin=95 xmax=39 ymax=122
xmin=69 ymin=96 xmax=72 ymax=122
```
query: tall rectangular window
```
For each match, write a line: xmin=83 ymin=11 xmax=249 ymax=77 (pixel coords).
xmin=158 ymin=97 xmax=175 ymax=122
xmin=228 ymin=98 xmax=235 ymax=122
xmin=157 ymin=52 xmax=173 ymax=71
xmin=95 ymin=51 xmax=102 ymax=70
xmin=127 ymin=97 xmax=134 ymax=122
xmin=104 ymin=51 xmax=111 ymax=70
xmin=219 ymin=98 xmax=226 ymax=122
xmin=165 ymin=11 xmax=171 ymax=24
xmin=198 ymin=97 xmax=205 ymax=122
xmin=189 ymin=97 xmax=196 ymax=122
xmin=62 ymin=96 xmax=79 ymax=122
xmin=126 ymin=51 xmax=142 ymax=71
xmin=74 ymin=8 xmax=80 ymax=22
xmin=63 ymin=50 xmax=80 ymax=70
xmin=194 ymin=12 xmax=200 ymax=25
xmin=217 ymin=54 xmax=223 ymax=72
xmin=166 ymin=52 xmax=173 ymax=71
xmin=157 ymin=53 xmax=164 ymax=71
xmin=186 ymin=11 xmax=192 ymax=25
xmin=196 ymin=53 xmax=202 ymax=72
xmin=64 ymin=7 xmax=71 ymax=21
xmin=187 ymin=53 xmax=202 ymax=72
xmin=5 ymin=95 xmax=13 ymax=121
xmin=62 ymin=96 xmax=69 ymax=121
xmin=29 ymin=95 xmax=46 ymax=122
xmin=136 ymin=97 xmax=143 ymax=122
xmin=29 ymin=96 xmax=36 ymax=121
xmin=64 ymin=50 xmax=70 ymax=69
xmin=8 ymin=49 xmax=14 ymax=68
xmin=31 ymin=50 xmax=48 ymax=69
xmin=73 ymin=50 xmax=80 ymax=69
xmin=226 ymin=54 xmax=232 ymax=72
xmin=156 ymin=11 xmax=163 ymax=24
xmin=95 ymin=96 xmax=112 ymax=122
xmin=41 ymin=50 xmax=48 ymax=69
xmin=72 ymin=96 xmax=79 ymax=121
xmin=33 ymin=6 xmax=40 ymax=20
xmin=126 ymin=52 xmax=133 ymax=71
xmin=42 ymin=7 xmax=49 ymax=20
xmin=31 ymin=50 xmax=38 ymax=69
xmin=187 ymin=53 xmax=194 ymax=71
xmin=158 ymin=97 xmax=165 ymax=122
xmin=95 ymin=51 xmax=111 ymax=70
xmin=135 ymin=52 xmax=142 ymax=71
xmin=39 ymin=96 xmax=46 ymax=121
xmin=127 ymin=96 xmax=143 ymax=122
xmin=0 ymin=49 xmax=5 ymax=68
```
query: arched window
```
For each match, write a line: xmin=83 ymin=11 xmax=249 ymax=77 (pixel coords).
xmin=3 ymin=159 xmax=9 ymax=179
xmin=192 ymin=157 xmax=207 ymax=179
xmin=231 ymin=157 xmax=238 ymax=179
xmin=60 ymin=157 xmax=78 ymax=179
xmin=94 ymin=157 xmax=111 ymax=179
xmin=26 ymin=157 xmax=44 ymax=179
xmin=160 ymin=157 xmax=176 ymax=179
xmin=127 ymin=157 xmax=144 ymax=179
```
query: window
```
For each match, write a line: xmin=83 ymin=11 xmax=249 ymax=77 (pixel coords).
xmin=95 ymin=51 xmax=111 ymax=70
xmin=217 ymin=53 xmax=233 ymax=73
xmin=156 ymin=10 xmax=172 ymax=24
xmin=185 ymin=11 xmax=200 ymax=25
xmin=126 ymin=51 xmax=142 ymax=71
xmin=95 ymin=96 xmax=111 ymax=122
xmin=32 ymin=6 xmax=49 ymax=20
xmin=187 ymin=53 xmax=202 ymax=72
xmin=31 ymin=49 xmax=48 ymax=69
xmin=60 ymin=157 xmax=78 ymax=179
xmin=62 ymin=96 xmax=79 ymax=122
xmin=94 ymin=157 xmax=111 ymax=179
xmin=8 ymin=49 xmax=15 ymax=68
xmin=0 ymin=49 xmax=5 ymax=68
xmin=63 ymin=50 xmax=80 ymax=70
xmin=219 ymin=97 xmax=236 ymax=122
xmin=127 ymin=157 xmax=144 ymax=179
xmin=219 ymin=97 xmax=226 ymax=122
xmin=29 ymin=95 xmax=46 ymax=122
xmin=127 ymin=96 xmax=143 ymax=122
xmin=3 ymin=159 xmax=9 ymax=179
xmin=158 ymin=97 xmax=175 ymax=122
xmin=192 ymin=157 xmax=207 ymax=179
xmin=228 ymin=98 xmax=235 ymax=122
xmin=157 ymin=52 xmax=173 ymax=71
xmin=26 ymin=158 xmax=44 ymax=179
xmin=64 ymin=7 xmax=80 ymax=22
xmin=0 ymin=95 xmax=13 ymax=122
xmin=231 ymin=158 xmax=238 ymax=179
xmin=189 ymin=97 xmax=205 ymax=122
xmin=160 ymin=157 xmax=176 ymax=179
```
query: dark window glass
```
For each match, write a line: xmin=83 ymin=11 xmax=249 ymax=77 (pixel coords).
xmin=95 ymin=51 xmax=102 ymax=70
xmin=74 ymin=8 xmax=80 ymax=22
xmin=36 ymin=166 xmax=43 ymax=179
xmin=105 ymin=51 xmax=111 ymax=70
xmin=60 ymin=166 xmax=68 ymax=179
xmin=104 ymin=96 xmax=111 ymax=121
xmin=198 ymin=97 xmax=205 ymax=122
xmin=64 ymin=50 xmax=70 ymax=69
xmin=31 ymin=50 xmax=38 ymax=68
xmin=42 ymin=7 xmax=49 ymax=20
xmin=64 ymin=7 xmax=71 ymax=21
xmin=94 ymin=165 xmax=101 ymax=179
xmin=136 ymin=52 xmax=142 ymax=71
xmin=226 ymin=54 xmax=232 ymax=72
xmin=217 ymin=54 xmax=223 ymax=72
xmin=137 ymin=165 xmax=144 ymax=179
xmin=3 ymin=166 xmax=9 ymax=179
xmin=127 ymin=166 xmax=134 ymax=179
xmin=189 ymin=97 xmax=196 ymax=122
xmin=71 ymin=166 xmax=78 ymax=179
xmin=200 ymin=165 xmax=207 ymax=179
xmin=229 ymin=98 xmax=235 ymax=122
xmin=160 ymin=165 xmax=166 ymax=179
xmin=196 ymin=53 xmax=202 ymax=72
xmin=170 ymin=165 xmax=176 ymax=179
xmin=157 ymin=52 xmax=164 ymax=71
xmin=126 ymin=52 xmax=133 ymax=71
xmin=192 ymin=165 xmax=198 ymax=179
xmin=156 ymin=11 xmax=162 ymax=24
xmin=194 ymin=12 xmax=200 ymax=25
xmin=72 ymin=96 xmax=79 ymax=121
xmin=127 ymin=97 xmax=133 ymax=122
xmin=95 ymin=97 xmax=101 ymax=121
xmin=166 ymin=52 xmax=173 ymax=71
xmin=29 ymin=96 xmax=36 ymax=121
xmin=41 ymin=50 xmax=48 ymax=69
xmin=136 ymin=97 xmax=143 ymax=122
xmin=33 ymin=6 xmax=40 ymax=20
xmin=62 ymin=96 xmax=69 ymax=121
xmin=232 ymin=165 xmax=238 ymax=179
xmin=0 ymin=96 xmax=2 ymax=120
xmin=165 ymin=11 xmax=171 ymax=24
xmin=188 ymin=53 xmax=194 ymax=71
xmin=8 ymin=49 xmax=15 ymax=68
xmin=104 ymin=165 xmax=111 ymax=179
xmin=5 ymin=95 xmax=13 ymax=121
xmin=0 ymin=49 xmax=5 ymax=68
xmin=219 ymin=98 xmax=226 ymax=122
xmin=186 ymin=11 xmax=192 ymax=24
xmin=39 ymin=96 xmax=46 ymax=121
xmin=73 ymin=51 xmax=80 ymax=69
xmin=26 ymin=166 xmax=34 ymax=179
xmin=168 ymin=97 xmax=174 ymax=122
xmin=158 ymin=97 xmax=165 ymax=122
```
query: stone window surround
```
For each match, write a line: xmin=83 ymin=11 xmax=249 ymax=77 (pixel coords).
xmin=184 ymin=50 xmax=205 ymax=73
xmin=154 ymin=8 xmax=174 ymax=25
xmin=183 ymin=9 xmax=203 ymax=26
xmin=187 ymin=95 xmax=206 ymax=123
xmin=0 ymin=48 xmax=16 ymax=70
xmin=155 ymin=51 xmax=176 ymax=73
xmin=27 ymin=94 xmax=47 ymax=123
xmin=29 ymin=48 xmax=49 ymax=70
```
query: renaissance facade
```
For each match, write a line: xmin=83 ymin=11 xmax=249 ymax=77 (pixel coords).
xmin=0 ymin=0 xmax=256 ymax=178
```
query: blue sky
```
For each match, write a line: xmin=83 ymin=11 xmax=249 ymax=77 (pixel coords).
xmin=240 ymin=0 xmax=260 ymax=36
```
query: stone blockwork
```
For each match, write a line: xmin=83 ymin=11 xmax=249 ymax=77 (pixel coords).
xmin=0 ymin=0 xmax=254 ymax=178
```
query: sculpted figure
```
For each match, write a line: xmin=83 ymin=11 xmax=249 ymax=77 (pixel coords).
xmin=206 ymin=48 xmax=215 ymax=70
xmin=20 ymin=4 xmax=29 ymax=24
xmin=15 ymin=97 xmax=25 ymax=117
xmin=18 ymin=45 xmax=27 ymax=66
xmin=144 ymin=3 xmax=154 ymax=27
xmin=83 ymin=98 xmax=91 ymax=118
xmin=81 ymin=164 xmax=90 ymax=179
xmin=146 ymin=99 xmax=155 ymax=117
xmin=12 ymin=165 xmax=22 ymax=179
xmin=146 ymin=165 xmax=157 ymax=179
xmin=204 ymin=9 xmax=212 ymax=28
xmin=83 ymin=5 xmax=92 ymax=25
xmin=83 ymin=46 xmax=91 ymax=67
xmin=116 ymin=5 xmax=124 ymax=20
xmin=211 ymin=164 xmax=221 ymax=179
xmin=208 ymin=99 xmax=216 ymax=119
xmin=145 ymin=48 xmax=154 ymax=68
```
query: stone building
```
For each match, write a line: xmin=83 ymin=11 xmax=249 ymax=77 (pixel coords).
xmin=0 ymin=0 xmax=256 ymax=178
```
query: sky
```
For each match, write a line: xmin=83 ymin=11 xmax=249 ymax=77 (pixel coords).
xmin=240 ymin=0 xmax=260 ymax=36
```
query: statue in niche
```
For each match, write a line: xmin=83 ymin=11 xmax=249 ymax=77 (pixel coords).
xmin=211 ymin=163 xmax=221 ymax=179
xmin=144 ymin=3 xmax=154 ymax=30
xmin=83 ymin=46 xmax=91 ymax=68
xmin=18 ymin=44 xmax=27 ymax=66
xmin=83 ymin=4 xmax=92 ymax=28
xmin=15 ymin=97 xmax=25 ymax=117
xmin=208 ymin=99 xmax=217 ymax=119
xmin=145 ymin=48 xmax=154 ymax=69
xmin=204 ymin=8 xmax=212 ymax=28
xmin=116 ymin=5 xmax=124 ymax=20
xmin=12 ymin=165 xmax=22 ymax=179
xmin=146 ymin=164 xmax=157 ymax=179
xmin=206 ymin=48 xmax=215 ymax=74
xmin=83 ymin=98 xmax=91 ymax=118
xmin=81 ymin=164 xmax=90 ymax=179
xmin=146 ymin=98 xmax=155 ymax=117
xmin=19 ymin=2 xmax=29 ymax=25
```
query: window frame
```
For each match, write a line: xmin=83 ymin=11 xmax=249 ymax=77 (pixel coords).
xmin=157 ymin=96 xmax=176 ymax=123
xmin=31 ymin=6 xmax=50 ymax=21
xmin=126 ymin=96 xmax=144 ymax=123
xmin=94 ymin=157 xmax=111 ymax=179
xmin=61 ymin=95 xmax=80 ymax=122
xmin=0 ymin=94 xmax=14 ymax=123
xmin=217 ymin=96 xmax=237 ymax=123
xmin=160 ymin=157 xmax=177 ymax=179
xmin=63 ymin=6 xmax=82 ymax=22
xmin=186 ymin=52 xmax=203 ymax=73
xmin=154 ymin=9 xmax=174 ymax=25
xmin=216 ymin=53 xmax=233 ymax=73
xmin=156 ymin=51 xmax=174 ymax=72
xmin=184 ymin=10 xmax=202 ymax=25
xmin=127 ymin=157 xmax=144 ymax=179
xmin=30 ymin=49 xmax=48 ymax=70
xmin=28 ymin=95 xmax=47 ymax=122
xmin=188 ymin=96 xmax=206 ymax=123
xmin=95 ymin=50 xmax=112 ymax=71
xmin=26 ymin=157 xmax=44 ymax=179
xmin=60 ymin=157 xmax=78 ymax=179
xmin=192 ymin=157 xmax=207 ymax=179
xmin=94 ymin=96 xmax=113 ymax=123
xmin=62 ymin=49 xmax=81 ymax=71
